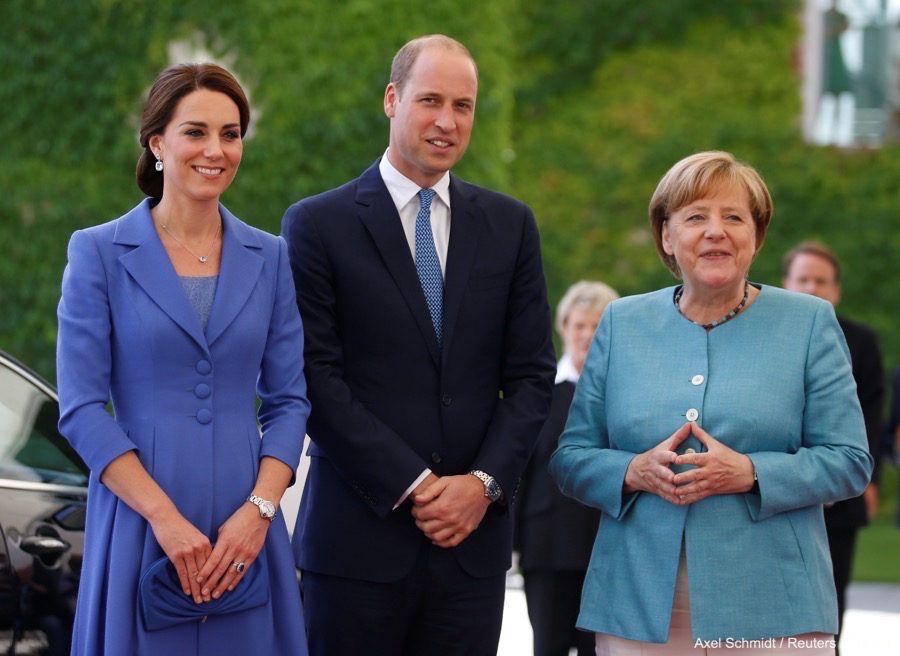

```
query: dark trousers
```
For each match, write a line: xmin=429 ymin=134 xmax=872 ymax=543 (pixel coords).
xmin=522 ymin=569 xmax=593 ymax=656
xmin=826 ymin=526 xmax=858 ymax=655
xmin=301 ymin=543 xmax=506 ymax=656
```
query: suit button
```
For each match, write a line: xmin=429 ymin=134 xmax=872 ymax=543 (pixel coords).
xmin=441 ymin=395 xmax=452 ymax=406
xmin=691 ymin=375 xmax=704 ymax=386
xmin=685 ymin=448 xmax=696 ymax=454
xmin=431 ymin=452 xmax=442 ymax=464
xmin=194 ymin=383 xmax=211 ymax=399
xmin=685 ymin=408 xmax=699 ymax=421
xmin=196 ymin=409 xmax=212 ymax=424
xmin=196 ymin=360 xmax=212 ymax=375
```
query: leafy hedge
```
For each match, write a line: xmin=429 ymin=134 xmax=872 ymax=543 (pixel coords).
xmin=3 ymin=0 xmax=898 ymax=393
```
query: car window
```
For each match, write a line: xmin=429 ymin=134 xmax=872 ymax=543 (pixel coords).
xmin=0 ymin=363 xmax=88 ymax=487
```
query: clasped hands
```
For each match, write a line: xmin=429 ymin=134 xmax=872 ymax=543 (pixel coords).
xmin=623 ymin=421 xmax=755 ymax=505
xmin=150 ymin=503 xmax=269 ymax=605
xmin=410 ymin=473 xmax=492 ymax=548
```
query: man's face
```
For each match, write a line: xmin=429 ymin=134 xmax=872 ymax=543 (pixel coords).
xmin=782 ymin=252 xmax=841 ymax=306
xmin=384 ymin=46 xmax=478 ymax=189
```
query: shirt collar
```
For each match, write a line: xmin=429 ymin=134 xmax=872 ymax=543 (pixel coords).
xmin=379 ymin=149 xmax=451 ymax=211
xmin=555 ymin=353 xmax=580 ymax=384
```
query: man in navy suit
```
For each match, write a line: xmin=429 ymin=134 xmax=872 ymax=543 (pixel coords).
xmin=281 ymin=34 xmax=555 ymax=656
xmin=782 ymin=240 xmax=884 ymax=653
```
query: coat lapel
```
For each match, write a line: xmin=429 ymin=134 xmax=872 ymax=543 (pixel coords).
xmin=115 ymin=200 xmax=209 ymax=352
xmin=442 ymin=176 xmax=481 ymax=356
xmin=356 ymin=162 xmax=441 ymax=367
xmin=205 ymin=207 xmax=263 ymax=347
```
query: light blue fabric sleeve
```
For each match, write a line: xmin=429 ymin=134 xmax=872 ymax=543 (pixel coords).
xmin=256 ymin=236 xmax=311 ymax=483
xmin=57 ymin=229 xmax=138 ymax=475
xmin=549 ymin=303 xmax=639 ymax=520
xmin=746 ymin=301 xmax=872 ymax=521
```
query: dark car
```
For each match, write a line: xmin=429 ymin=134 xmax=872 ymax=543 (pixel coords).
xmin=0 ymin=350 xmax=87 ymax=656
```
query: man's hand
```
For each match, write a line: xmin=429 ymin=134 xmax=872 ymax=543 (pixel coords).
xmin=411 ymin=474 xmax=491 ymax=548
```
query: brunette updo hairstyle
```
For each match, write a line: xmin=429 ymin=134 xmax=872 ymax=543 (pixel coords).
xmin=136 ymin=63 xmax=250 ymax=199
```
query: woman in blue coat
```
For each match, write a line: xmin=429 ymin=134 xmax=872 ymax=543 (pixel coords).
xmin=550 ymin=151 xmax=872 ymax=654
xmin=56 ymin=63 xmax=309 ymax=655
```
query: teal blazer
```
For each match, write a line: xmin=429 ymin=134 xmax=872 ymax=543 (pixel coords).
xmin=549 ymin=284 xmax=872 ymax=643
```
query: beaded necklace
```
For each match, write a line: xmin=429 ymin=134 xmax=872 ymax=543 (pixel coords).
xmin=674 ymin=280 xmax=749 ymax=330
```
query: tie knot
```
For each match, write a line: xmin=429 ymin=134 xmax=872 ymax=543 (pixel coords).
xmin=419 ymin=188 xmax=436 ymax=209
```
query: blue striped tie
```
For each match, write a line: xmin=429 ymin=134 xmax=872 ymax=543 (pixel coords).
xmin=415 ymin=188 xmax=443 ymax=347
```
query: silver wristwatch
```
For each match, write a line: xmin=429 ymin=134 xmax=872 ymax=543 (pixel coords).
xmin=469 ymin=470 xmax=502 ymax=503
xmin=247 ymin=495 xmax=277 ymax=521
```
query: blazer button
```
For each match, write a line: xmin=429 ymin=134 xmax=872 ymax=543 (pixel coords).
xmin=196 ymin=360 xmax=212 ymax=375
xmin=196 ymin=409 xmax=212 ymax=424
xmin=441 ymin=395 xmax=452 ymax=406
xmin=691 ymin=375 xmax=705 ymax=386
xmin=685 ymin=408 xmax=699 ymax=421
xmin=431 ymin=452 xmax=442 ymax=464
xmin=194 ymin=383 xmax=211 ymax=399
xmin=685 ymin=448 xmax=696 ymax=454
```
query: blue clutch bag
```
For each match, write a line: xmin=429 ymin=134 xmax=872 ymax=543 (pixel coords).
xmin=139 ymin=550 xmax=269 ymax=631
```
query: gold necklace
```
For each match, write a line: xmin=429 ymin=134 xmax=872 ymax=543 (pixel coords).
xmin=160 ymin=222 xmax=222 ymax=263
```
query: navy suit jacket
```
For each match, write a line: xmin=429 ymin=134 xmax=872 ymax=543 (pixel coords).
xmin=825 ymin=316 xmax=884 ymax=529
xmin=282 ymin=160 xmax=555 ymax=581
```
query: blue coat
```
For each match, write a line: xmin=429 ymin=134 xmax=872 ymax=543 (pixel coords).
xmin=57 ymin=199 xmax=310 ymax=655
xmin=549 ymin=285 xmax=872 ymax=643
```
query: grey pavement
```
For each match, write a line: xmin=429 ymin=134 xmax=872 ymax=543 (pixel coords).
xmin=499 ymin=581 xmax=900 ymax=655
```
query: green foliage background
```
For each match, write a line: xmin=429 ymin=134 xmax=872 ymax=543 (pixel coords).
xmin=2 ymin=0 xmax=898 ymax=391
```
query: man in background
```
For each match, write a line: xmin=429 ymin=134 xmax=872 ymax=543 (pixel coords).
xmin=782 ymin=240 xmax=884 ymax=651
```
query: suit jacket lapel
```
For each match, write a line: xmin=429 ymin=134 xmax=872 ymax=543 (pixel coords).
xmin=115 ymin=200 xmax=209 ymax=352
xmin=205 ymin=207 xmax=263 ymax=347
xmin=442 ymin=175 xmax=481 ymax=356
xmin=356 ymin=162 xmax=441 ymax=367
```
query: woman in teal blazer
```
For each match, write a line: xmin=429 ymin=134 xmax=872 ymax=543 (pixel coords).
xmin=550 ymin=152 xmax=872 ymax=653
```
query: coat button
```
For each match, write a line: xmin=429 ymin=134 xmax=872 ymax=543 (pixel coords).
xmin=691 ymin=375 xmax=704 ymax=386
xmin=685 ymin=448 xmax=696 ymax=454
xmin=196 ymin=408 xmax=212 ymax=424
xmin=431 ymin=452 xmax=442 ymax=464
xmin=685 ymin=408 xmax=699 ymax=421
xmin=441 ymin=395 xmax=452 ymax=406
xmin=196 ymin=360 xmax=212 ymax=375
xmin=194 ymin=383 xmax=211 ymax=399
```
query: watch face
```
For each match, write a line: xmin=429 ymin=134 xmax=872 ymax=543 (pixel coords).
xmin=486 ymin=480 xmax=502 ymax=501
xmin=260 ymin=500 xmax=276 ymax=518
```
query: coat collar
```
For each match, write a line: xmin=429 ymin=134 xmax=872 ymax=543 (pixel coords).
xmin=114 ymin=198 xmax=263 ymax=352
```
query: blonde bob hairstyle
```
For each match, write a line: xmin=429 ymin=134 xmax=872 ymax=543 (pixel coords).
xmin=649 ymin=151 xmax=773 ymax=278
xmin=555 ymin=280 xmax=619 ymax=336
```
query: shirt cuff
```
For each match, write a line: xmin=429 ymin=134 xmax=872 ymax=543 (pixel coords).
xmin=393 ymin=468 xmax=433 ymax=510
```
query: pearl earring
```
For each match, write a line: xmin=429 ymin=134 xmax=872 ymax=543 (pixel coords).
xmin=155 ymin=154 xmax=164 ymax=172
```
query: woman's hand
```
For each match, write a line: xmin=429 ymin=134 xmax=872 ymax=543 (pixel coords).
xmin=148 ymin=511 xmax=213 ymax=604
xmin=196 ymin=503 xmax=270 ymax=601
xmin=672 ymin=422 xmax=755 ymax=503
xmin=623 ymin=422 xmax=691 ymax=503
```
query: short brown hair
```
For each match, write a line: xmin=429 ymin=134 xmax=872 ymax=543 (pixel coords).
xmin=136 ymin=63 xmax=250 ymax=198
xmin=782 ymin=241 xmax=841 ymax=281
xmin=649 ymin=151 xmax=773 ymax=278
xmin=390 ymin=34 xmax=478 ymax=97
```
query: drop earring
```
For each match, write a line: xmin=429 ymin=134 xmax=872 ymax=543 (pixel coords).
xmin=155 ymin=154 xmax=164 ymax=172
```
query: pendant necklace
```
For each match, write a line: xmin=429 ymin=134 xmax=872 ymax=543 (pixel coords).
xmin=160 ymin=222 xmax=221 ymax=263
xmin=674 ymin=280 xmax=749 ymax=330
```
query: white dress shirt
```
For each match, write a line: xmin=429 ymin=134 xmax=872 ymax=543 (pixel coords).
xmin=379 ymin=150 xmax=451 ymax=276
xmin=379 ymin=150 xmax=451 ymax=507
